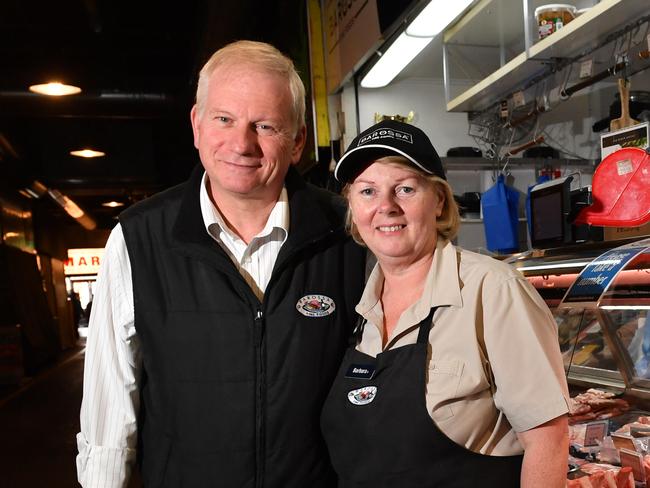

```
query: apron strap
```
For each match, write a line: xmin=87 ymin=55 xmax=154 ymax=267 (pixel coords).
xmin=350 ymin=315 xmax=367 ymax=346
xmin=416 ymin=307 xmax=438 ymax=345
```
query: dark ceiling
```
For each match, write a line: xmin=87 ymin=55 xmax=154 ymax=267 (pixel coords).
xmin=0 ymin=0 xmax=309 ymax=231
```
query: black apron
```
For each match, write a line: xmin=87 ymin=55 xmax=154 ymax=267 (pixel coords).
xmin=321 ymin=308 xmax=523 ymax=487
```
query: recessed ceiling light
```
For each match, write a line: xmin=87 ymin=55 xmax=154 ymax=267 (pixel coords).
xmin=102 ymin=201 xmax=124 ymax=208
xmin=29 ymin=82 xmax=82 ymax=96
xmin=70 ymin=149 xmax=106 ymax=158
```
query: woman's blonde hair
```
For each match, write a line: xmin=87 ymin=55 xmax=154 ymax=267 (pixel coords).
xmin=195 ymin=40 xmax=305 ymax=133
xmin=342 ymin=156 xmax=460 ymax=245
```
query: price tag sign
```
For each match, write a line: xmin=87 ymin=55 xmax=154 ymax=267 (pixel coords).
xmin=513 ymin=91 xmax=526 ymax=108
xmin=562 ymin=241 xmax=649 ymax=304
xmin=612 ymin=432 xmax=637 ymax=452
xmin=584 ymin=420 xmax=608 ymax=447
xmin=620 ymin=448 xmax=647 ymax=482
xmin=500 ymin=100 xmax=509 ymax=119
xmin=579 ymin=59 xmax=593 ymax=79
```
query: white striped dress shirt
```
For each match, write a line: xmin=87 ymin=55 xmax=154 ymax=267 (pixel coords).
xmin=76 ymin=172 xmax=289 ymax=487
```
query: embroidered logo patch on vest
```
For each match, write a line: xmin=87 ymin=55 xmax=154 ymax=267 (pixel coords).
xmin=348 ymin=386 xmax=377 ymax=405
xmin=296 ymin=294 xmax=336 ymax=317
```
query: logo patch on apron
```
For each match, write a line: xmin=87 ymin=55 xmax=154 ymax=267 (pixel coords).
xmin=296 ymin=294 xmax=336 ymax=317
xmin=348 ymin=386 xmax=377 ymax=405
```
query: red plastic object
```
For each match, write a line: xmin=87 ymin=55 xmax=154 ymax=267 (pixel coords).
xmin=575 ymin=147 xmax=650 ymax=226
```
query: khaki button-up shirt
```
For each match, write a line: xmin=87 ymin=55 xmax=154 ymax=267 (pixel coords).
xmin=356 ymin=239 xmax=570 ymax=455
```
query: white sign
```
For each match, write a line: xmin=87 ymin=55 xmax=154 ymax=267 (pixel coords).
xmin=64 ymin=248 xmax=104 ymax=275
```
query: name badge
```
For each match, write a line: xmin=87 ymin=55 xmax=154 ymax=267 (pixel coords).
xmin=345 ymin=364 xmax=375 ymax=379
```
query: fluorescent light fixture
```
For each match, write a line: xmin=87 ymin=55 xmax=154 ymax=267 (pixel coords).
xmin=19 ymin=188 xmax=39 ymax=199
xmin=29 ymin=82 xmax=82 ymax=96
xmin=70 ymin=149 xmax=106 ymax=158
xmin=361 ymin=33 xmax=432 ymax=88
xmin=102 ymin=201 xmax=124 ymax=208
xmin=600 ymin=305 xmax=650 ymax=310
xmin=406 ymin=0 xmax=474 ymax=37
xmin=360 ymin=0 xmax=474 ymax=88
xmin=517 ymin=262 xmax=591 ymax=272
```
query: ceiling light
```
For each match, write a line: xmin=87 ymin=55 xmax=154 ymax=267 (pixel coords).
xmin=19 ymin=188 xmax=39 ymax=199
xmin=517 ymin=262 xmax=592 ymax=272
xmin=360 ymin=0 xmax=474 ymax=88
xmin=406 ymin=0 xmax=474 ymax=37
xmin=361 ymin=33 xmax=433 ymax=88
xmin=29 ymin=82 xmax=82 ymax=96
xmin=102 ymin=201 xmax=124 ymax=208
xmin=70 ymin=149 xmax=106 ymax=158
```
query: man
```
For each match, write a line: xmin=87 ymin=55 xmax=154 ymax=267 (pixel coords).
xmin=77 ymin=41 xmax=366 ymax=488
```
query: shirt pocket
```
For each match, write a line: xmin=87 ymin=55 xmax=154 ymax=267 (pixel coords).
xmin=426 ymin=359 xmax=464 ymax=422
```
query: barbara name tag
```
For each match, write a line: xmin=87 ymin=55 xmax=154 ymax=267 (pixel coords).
xmin=345 ymin=364 xmax=375 ymax=379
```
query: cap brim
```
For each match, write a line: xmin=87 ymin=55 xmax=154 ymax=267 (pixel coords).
xmin=334 ymin=144 xmax=432 ymax=183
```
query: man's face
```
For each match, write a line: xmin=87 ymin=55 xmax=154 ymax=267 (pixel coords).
xmin=190 ymin=65 xmax=306 ymax=204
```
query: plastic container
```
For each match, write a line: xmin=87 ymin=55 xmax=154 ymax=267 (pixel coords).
xmin=534 ymin=4 xmax=577 ymax=40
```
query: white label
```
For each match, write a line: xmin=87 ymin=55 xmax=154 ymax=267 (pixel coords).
xmin=580 ymin=59 xmax=593 ymax=79
xmin=617 ymin=159 xmax=634 ymax=176
xmin=513 ymin=91 xmax=525 ymax=108
xmin=620 ymin=448 xmax=646 ymax=482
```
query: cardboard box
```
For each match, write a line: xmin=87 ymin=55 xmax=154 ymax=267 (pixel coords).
xmin=601 ymin=122 xmax=649 ymax=160
xmin=603 ymin=221 xmax=650 ymax=241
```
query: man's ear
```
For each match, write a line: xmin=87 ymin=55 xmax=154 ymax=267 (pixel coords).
xmin=190 ymin=105 xmax=200 ymax=149
xmin=290 ymin=125 xmax=307 ymax=165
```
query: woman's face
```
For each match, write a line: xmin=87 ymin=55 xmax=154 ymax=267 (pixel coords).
xmin=348 ymin=162 xmax=444 ymax=267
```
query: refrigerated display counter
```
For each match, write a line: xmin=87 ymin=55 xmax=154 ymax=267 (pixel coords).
xmin=507 ymin=237 xmax=650 ymax=485
xmin=508 ymin=237 xmax=650 ymax=395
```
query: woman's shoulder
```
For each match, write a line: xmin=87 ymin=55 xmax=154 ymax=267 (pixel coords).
xmin=454 ymin=245 xmax=523 ymax=285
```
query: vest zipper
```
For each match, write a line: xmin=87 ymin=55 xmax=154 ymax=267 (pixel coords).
xmin=254 ymin=308 xmax=265 ymax=488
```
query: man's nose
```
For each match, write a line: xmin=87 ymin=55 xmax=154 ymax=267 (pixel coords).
xmin=229 ymin=123 xmax=259 ymax=155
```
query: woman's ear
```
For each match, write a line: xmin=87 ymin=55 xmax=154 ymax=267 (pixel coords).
xmin=435 ymin=185 xmax=445 ymax=218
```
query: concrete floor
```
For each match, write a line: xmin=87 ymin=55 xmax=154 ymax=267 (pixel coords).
xmin=0 ymin=344 xmax=142 ymax=487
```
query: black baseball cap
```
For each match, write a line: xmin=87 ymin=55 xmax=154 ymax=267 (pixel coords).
xmin=334 ymin=119 xmax=446 ymax=183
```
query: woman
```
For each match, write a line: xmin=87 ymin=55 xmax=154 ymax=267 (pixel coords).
xmin=321 ymin=120 xmax=570 ymax=487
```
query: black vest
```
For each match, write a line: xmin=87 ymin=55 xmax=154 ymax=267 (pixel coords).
xmin=120 ymin=165 xmax=366 ymax=488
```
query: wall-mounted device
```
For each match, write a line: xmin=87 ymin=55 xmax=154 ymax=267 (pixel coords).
xmin=529 ymin=176 xmax=601 ymax=249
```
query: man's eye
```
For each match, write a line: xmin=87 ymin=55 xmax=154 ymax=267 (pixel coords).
xmin=256 ymin=124 xmax=276 ymax=133
xmin=215 ymin=116 xmax=231 ymax=123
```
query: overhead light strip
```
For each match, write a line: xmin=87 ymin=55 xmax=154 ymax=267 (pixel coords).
xmin=360 ymin=0 xmax=474 ymax=88
xmin=517 ymin=262 xmax=592 ymax=272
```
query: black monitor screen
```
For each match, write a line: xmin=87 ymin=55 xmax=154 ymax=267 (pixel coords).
xmin=532 ymin=190 xmax=563 ymax=242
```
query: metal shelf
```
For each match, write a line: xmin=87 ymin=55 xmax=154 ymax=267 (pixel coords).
xmin=442 ymin=157 xmax=596 ymax=170
xmin=444 ymin=0 xmax=647 ymax=112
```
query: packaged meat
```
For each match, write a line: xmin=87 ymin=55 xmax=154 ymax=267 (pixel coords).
xmin=615 ymin=466 xmax=634 ymax=488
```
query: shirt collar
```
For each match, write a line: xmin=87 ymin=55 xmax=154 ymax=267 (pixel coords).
xmin=356 ymin=238 xmax=463 ymax=324
xmin=199 ymin=171 xmax=289 ymax=243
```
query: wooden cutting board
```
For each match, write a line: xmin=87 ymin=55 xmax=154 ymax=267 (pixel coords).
xmin=610 ymin=78 xmax=639 ymax=131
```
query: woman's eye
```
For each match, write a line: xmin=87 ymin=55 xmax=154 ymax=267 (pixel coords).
xmin=397 ymin=186 xmax=414 ymax=195
xmin=360 ymin=188 xmax=375 ymax=196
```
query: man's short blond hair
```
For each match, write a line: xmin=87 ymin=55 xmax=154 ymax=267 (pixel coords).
xmin=195 ymin=40 xmax=306 ymax=133
xmin=342 ymin=156 xmax=460 ymax=245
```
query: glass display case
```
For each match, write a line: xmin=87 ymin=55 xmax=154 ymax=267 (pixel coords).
xmin=507 ymin=237 xmax=650 ymax=399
